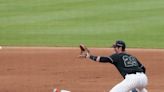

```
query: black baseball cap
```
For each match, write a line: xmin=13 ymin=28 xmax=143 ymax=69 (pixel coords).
xmin=112 ymin=40 xmax=126 ymax=49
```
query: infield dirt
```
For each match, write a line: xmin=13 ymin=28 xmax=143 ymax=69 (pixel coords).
xmin=0 ymin=47 xmax=163 ymax=92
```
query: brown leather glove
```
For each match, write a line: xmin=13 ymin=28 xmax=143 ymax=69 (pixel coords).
xmin=79 ymin=44 xmax=90 ymax=58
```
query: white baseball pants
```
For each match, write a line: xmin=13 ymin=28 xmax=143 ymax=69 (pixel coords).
xmin=110 ymin=72 xmax=148 ymax=92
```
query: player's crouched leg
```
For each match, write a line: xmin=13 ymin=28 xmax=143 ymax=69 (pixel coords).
xmin=109 ymin=75 xmax=137 ymax=92
xmin=109 ymin=80 xmax=129 ymax=92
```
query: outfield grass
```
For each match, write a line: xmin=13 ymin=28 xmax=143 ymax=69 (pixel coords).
xmin=0 ymin=0 xmax=164 ymax=48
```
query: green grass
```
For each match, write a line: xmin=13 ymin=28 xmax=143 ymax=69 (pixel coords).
xmin=0 ymin=0 xmax=164 ymax=48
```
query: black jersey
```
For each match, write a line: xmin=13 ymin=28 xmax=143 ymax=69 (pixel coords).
xmin=94 ymin=53 xmax=145 ymax=78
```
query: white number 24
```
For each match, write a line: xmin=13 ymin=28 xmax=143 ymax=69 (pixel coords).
xmin=122 ymin=55 xmax=138 ymax=67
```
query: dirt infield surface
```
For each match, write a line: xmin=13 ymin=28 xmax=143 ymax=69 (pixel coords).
xmin=0 ymin=47 xmax=164 ymax=92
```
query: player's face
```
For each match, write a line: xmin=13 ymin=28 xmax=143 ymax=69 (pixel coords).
xmin=114 ymin=47 xmax=118 ymax=53
xmin=114 ymin=47 xmax=122 ymax=53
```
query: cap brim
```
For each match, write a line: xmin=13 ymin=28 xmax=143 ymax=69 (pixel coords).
xmin=112 ymin=44 xmax=116 ymax=48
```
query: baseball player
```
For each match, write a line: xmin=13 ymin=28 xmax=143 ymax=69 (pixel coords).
xmin=79 ymin=40 xmax=148 ymax=92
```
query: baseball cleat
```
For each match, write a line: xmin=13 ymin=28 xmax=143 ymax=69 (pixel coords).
xmin=53 ymin=88 xmax=71 ymax=92
xmin=53 ymin=88 xmax=59 ymax=92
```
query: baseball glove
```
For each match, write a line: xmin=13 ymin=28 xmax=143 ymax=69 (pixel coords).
xmin=79 ymin=44 xmax=90 ymax=58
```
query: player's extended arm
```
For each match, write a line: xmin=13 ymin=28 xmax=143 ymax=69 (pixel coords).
xmin=79 ymin=44 xmax=113 ymax=63
xmin=89 ymin=55 xmax=113 ymax=63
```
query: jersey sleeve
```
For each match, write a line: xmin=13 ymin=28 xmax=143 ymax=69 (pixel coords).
xmin=89 ymin=55 xmax=113 ymax=63
xmin=130 ymin=57 xmax=146 ymax=73
xmin=99 ymin=54 xmax=119 ymax=63
xmin=136 ymin=58 xmax=146 ymax=73
xmin=99 ymin=56 xmax=114 ymax=63
xmin=89 ymin=54 xmax=118 ymax=64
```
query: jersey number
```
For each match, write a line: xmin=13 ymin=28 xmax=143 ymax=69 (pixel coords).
xmin=122 ymin=55 xmax=138 ymax=67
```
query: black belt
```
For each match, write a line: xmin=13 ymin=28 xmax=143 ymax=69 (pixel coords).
xmin=129 ymin=72 xmax=143 ymax=74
